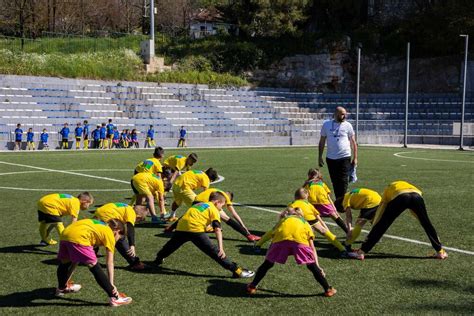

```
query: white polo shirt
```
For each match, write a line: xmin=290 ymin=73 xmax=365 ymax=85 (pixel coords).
xmin=320 ymin=119 xmax=354 ymax=160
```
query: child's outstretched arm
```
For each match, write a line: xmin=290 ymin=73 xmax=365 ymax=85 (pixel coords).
xmin=105 ymin=249 xmax=117 ymax=295
xmin=214 ymin=227 xmax=226 ymax=259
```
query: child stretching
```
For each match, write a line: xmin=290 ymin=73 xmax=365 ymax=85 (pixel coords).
xmin=37 ymin=192 xmax=93 ymax=246
xmin=304 ymin=169 xmax=348 ymax=233
xmin=247 ymin=207 xmax=336 ymax=297
xmin=255 ymin=188 xmax=346 ymax=254
xmin=56 ymin=218 xmax=132 ymax=307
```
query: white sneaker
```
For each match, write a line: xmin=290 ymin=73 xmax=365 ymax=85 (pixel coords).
xmin=109 ymin=293 xmax=133 ymax=307
xmin=55 ymin=282 xmax=82 ymax=296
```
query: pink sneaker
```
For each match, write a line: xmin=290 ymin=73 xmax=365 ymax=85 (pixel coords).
xmin=348 ymin=249 xmax=365 ymax=260
xmin=109 ymin=293 xmax=132 ymax=307
xmin=431 ymin=248 xmax=448 ymax=260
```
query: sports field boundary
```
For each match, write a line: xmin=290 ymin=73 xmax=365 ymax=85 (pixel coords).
xmin=0 ymin=159 xmax=472 ymax=256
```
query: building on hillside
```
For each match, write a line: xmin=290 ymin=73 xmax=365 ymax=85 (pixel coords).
xmin=189 ymin=8 xmax=238 ymax=39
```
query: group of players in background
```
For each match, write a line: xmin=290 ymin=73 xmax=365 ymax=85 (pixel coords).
xmin=12 ymin=120 xmax=187 ymax=151
xmin=34 ymin=143 xmax=448 ymax=306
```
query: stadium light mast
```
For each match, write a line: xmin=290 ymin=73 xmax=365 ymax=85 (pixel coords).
xmin=150 ymin=0 xmax=155 ymax=41
xmin=403 ymin=42 xmax=410 ymax=148
xmin=355 ymin=45 xmax=361 ymax=142
xmin=459 ymin=34 xmax=469 ymax=151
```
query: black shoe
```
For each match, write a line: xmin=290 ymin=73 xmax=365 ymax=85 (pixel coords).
xmin=150 ymin=258 xmax=164 ymax=268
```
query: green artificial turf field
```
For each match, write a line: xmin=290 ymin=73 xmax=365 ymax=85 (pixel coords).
xmin=0 ymin=146 xmax=472 ymax=315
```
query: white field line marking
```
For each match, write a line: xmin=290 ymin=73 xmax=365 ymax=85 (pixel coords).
xmin=394 ymin=151 xmax=474 ymax=164
xmin=0 ymin=161 xmax=130 ymax=184
xmin=0 ymin=186 xmax=130 ymax=192
xmin=0 ymin=169 xmax=133 ymax=176
xmin=235 ymin=203 xmax=474 ymax=256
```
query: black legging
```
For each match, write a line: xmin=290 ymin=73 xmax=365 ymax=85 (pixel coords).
xmin=250 ymin=260 xmax=330 ymax=291
xmin=156 ymin=231 xmax=238 ymax=272
xmin=361 ymin=193 xmax=443 ymax=253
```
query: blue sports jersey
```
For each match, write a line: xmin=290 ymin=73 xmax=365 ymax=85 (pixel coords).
xmin=40 ymin=132 xmax=49 ymax=142
xmin=75 ymin=127 xmax=83 ymax=137
xmin=60 ymin=127 xmax=70 ymax=139
xmin=113 ymin=130 xmax=120 ymax=140
xmin=100 ymin=127 xmax=107 ymax=139
xmin=27 ymin=132 xmax=34 ymax=142
xmin=147 ymin=128 xmax=154 ymax=138
xmin=92 ymin=129 xmax=100 ymax=140
xmin=14 ymin=128 xmax=23 ymax=141
xmin=131 ymin=133 xmax=138 ymax=141
xmin=106 ymin=123 xmax=114 ymax=136
xmin=83 ymin=124 xmax=89 ymax=138
xmin=180 ymin=128 xmax=186 ymax=138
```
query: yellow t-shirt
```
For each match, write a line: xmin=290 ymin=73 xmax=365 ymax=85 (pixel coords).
xmin=132 ymin=173 xmax=164 ymax=196
xmin=288 ymin=199 xmax=319 ymax=222
xmin=60 ymin=219 xmax=116 ymax=252
xmin=195 ymin=188 xmax=232 ymax=206
xmin=174 ymin=170 xmax=210 ymax=190
xmin=343 ymin=188 xmax=382 ymax=210
xmin=305 ymin=180 xmax=331 ymax=205
xmin=38 ymin=193 xmax=81 ymax=218
xmin=163 ymin=155 xmax=188 ymax=172
xmin=95 ymin=202 xmax=136 ymax=225
xmin=271 ymin=216 xmax=315 ymax=246
xmin=176 ymin=202 xmax=221 ymax=233
xmin=134 ymin=157 xmax=163 ymax=175
xmin=373 ymin=181 xmax=423 ymax=225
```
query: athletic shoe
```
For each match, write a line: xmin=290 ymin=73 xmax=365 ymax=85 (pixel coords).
xmin=161 ymin=212 xmax=171 ymax=219
xmin=151 ymin=258 xmax=164 ymax=267
xmin=246 ymin=283 xmax=257 ymax=295
xmin=128 ymin=261 xmax=146 ymax=271
xmin=151 ymin=216 xmax=167 ymax=224
xmin=246 ymin=234 xmax=261 ymax=242
xmin=39 ymin=239 xmax=57 ymax=246
xmin=347 ymin=249 xmax=365 ymax=260
xmin=431 ymin=248 xmax=448 ymax=260
xmin=167 ymin=216 xmax=179 ymax=222
xmin=164 ymin=225 xmax=175 ymax=233
xmin=55 ymin=281 xmax=82 ymax=296
xmin=109 ymin=293 xmax=132 ymax=307
xmin=324 ymin=287 xmax=337 ymax=297
xmin=233 ymin=267 xmax=255 ymax=278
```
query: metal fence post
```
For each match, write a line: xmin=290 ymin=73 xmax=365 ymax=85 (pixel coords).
xmin=403 ymin=42 xmax=410 ymax=148
xmin=459 ymin=34 xmax=469 ymax=150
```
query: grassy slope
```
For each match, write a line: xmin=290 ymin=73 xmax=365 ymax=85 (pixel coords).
xmin=0 ymin=146 xmax=472 ymax=314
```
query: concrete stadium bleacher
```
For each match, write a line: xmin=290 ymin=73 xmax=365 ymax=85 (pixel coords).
xmin=0 ymin=74 xmax=472 ymax=149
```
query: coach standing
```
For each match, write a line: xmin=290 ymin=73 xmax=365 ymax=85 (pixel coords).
xmin=318 ymin=106 xmax=358 ymax=206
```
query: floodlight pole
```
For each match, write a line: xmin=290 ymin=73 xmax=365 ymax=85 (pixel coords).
xmin=459 ymin=34 xmax=469 ymax=151
xmin=150 ymin=0 xmax=155 ymax=41
xmin=355 ymin=47 xmax=361 ymax=142
xmin=403 ymin=42 xmax=410 ymax=148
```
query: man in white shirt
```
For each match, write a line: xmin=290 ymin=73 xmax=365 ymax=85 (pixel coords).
xmin=318 ymin=107 xmax=358 ymax=208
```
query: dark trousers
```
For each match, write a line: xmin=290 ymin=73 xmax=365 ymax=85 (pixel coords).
xmin=326 ymin=157 xmax=351 ymax=201
xmin=156 ymin=231 xmax=237 ymax=272
xmin=115 ymin=236 xmax=139 ymax=265
xmin=251 ymin=260 xmax=330 ymax=291
xmin=361 ymin=193 xmax=443 ymax=253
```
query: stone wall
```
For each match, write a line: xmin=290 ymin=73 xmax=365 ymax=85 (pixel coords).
xmin=252 ymin=52 xmax=462 ymax=93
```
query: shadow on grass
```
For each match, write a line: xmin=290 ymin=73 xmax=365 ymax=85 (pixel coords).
xmin=137 ymin=263 xmax=228 ymax=279
xmin=391 ymin=278 xmax=474 ymax=312
xmin=0 ymin=287 xmax=105 ymax=307
xmin=235 ymin=204 xmax=287 ymax=208
xmin=363 ymin=252 xmax=429 ymax=260
xmin=0 ymin=244 xmax=57 ymax=256
xmin=135 ymin=222 xmax=167 ymax=229
xmin=206 ymin=279 xmax=320 ymax=298
xmin=237 ymin=244 xmax=266 ymax=256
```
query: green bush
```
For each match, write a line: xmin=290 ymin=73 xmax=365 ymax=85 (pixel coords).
xmin=176 ymin=55 xmax=213 ymax=72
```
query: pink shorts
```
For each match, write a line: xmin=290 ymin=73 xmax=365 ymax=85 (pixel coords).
xmin=57 ymin=241 xmax=97 ymax=265
xmin=314 ymin=203 xmax=336 ymax=217
xmin=266 ymin=240 xmax=315 ymax=265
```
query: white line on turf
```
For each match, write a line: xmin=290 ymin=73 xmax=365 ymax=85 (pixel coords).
xmin=0 ymin=186 xmax=130 ymax=192
xmin=235 ymin=203 xmax=474 ymax=256
xmin=394 ymin=151 xmax=474 ymax=163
